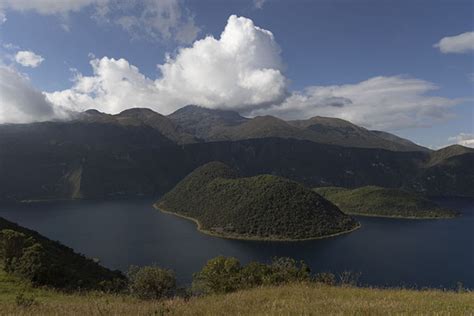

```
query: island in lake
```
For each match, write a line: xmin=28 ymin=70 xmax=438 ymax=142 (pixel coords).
xmin=313 ymin=186 xmax=458 ymax=219
xmin=155 ymin=162 xmax=359 ymax=241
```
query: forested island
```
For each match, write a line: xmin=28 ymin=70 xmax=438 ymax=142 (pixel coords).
xmin=313 ymin=186 xmax=458 ymax=219
xmin=155 ymin=162 xmax=359 ymax=241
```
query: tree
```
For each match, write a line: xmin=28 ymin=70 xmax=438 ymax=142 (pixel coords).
xmin=128 ymin=265 xmax=176 ymax=300
xmin=192 ymin=256 xmax=242 ymax=294
xmin=0 ymin=229 xmax=32 ymax=273
xmin=267 ymin=257 xmax=311 ymax=285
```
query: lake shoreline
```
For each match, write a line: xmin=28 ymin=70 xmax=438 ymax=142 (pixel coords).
xmin=153 ymin=203 xmax=361 ymax=242
xmin=347 ymin=212 xmax=459 ymax=220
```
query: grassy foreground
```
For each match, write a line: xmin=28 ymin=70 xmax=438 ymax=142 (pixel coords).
xmin=1 ymin=268 xmax=473 ymax=315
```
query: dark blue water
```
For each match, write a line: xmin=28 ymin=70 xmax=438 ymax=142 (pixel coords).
xmin=0 ymin=198 xmax=472 ymax=289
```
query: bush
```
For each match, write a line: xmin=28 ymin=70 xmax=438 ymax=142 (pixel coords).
xmin=0 ymin=230 xmax=33 ymax=272
xmin=193 ymin=256 xmax=312 ymax=295
xmin=314 ymin=272 xmax=336 ymax=285
xmin=239 ymin=261 xmax=272 ymax=289
xmin=267 ymin=257 xmax=311 ymax=285
xmin=192 ymin=256 xmax=242 ymax=295
xmin=128 ymin=265 xmax=177 ymax=300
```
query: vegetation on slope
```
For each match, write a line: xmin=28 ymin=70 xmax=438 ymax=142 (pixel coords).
xmin=1 ymin=266 xmax=473 ymax=315
xmin=156 ymin=162 xmax=358 ymax=240
xmin=313 ymin=186 xmax=458 ymax=218
xmin=426 ymin=144 xmax=474 ymax=167
xmin=0 ymin=217 xmax=125 ymax=290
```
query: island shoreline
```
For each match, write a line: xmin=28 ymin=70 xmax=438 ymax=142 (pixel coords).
xmin=346 ymin=211 xmax=459 ymax=220
xmin=153 ymin=203 xmax=361 ymax=242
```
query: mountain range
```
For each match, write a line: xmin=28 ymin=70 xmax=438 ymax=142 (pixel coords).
xmin=0 ymin=105 xmax=472 ymax=203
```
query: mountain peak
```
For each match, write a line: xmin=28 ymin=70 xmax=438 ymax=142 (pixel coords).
xmin=169 ymin=105 xmax=247 ymax=122
xmin=84 ymin=109 xmax=106 ymax=116
xmin=117 ymin=108 xmax=160 ymax=118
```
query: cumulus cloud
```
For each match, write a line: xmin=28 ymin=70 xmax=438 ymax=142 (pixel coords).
xmin=252 ymin=76 xmax=462 ymax=130
xmin=46 ymin=57 xmax=161 ymax=114
xmin=0 ymin=66 xmax=68 ymax=123
xmin=47 ymin=15 xmax=287 ymax=114
xmin=14 ymin=50 xmax=44 ymax=68
xmin=1 ymin=15 xmax=465 ymax=131
xmin=434 ymin=31 xmax=474 ymax=54
xmin=448 ymin=133 xmax=474 ymax=148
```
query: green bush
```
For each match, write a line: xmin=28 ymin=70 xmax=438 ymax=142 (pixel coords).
xmin=267 ymin=257 xmax=311 ymax=285
xmin=0 ymin=229 xmax=33 ymax=273
xmin=192 ymin=256 xmax=242 ymax=294
xmin=128 ymin=265 xmax=177 ymax=300
xmin=193 ymin=256 xmax=312 ymax=294
xmin=239 ymin=261 xmax=272 ymax=288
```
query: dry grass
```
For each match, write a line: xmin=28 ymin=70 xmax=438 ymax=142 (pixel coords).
xmin=1 ymin=275 xmax=473 ymax=316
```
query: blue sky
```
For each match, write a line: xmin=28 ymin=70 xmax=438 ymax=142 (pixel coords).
xmin=0 ymin=0 xmax=473 ymax=148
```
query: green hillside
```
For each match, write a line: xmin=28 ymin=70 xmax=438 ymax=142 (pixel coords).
xmin=313 ymin=186 xmax=458 ymax=219
xmin=0 ymin=217 xmax=124 ymax=290
xmin=156 ymin=162 xmax=358 ymax=240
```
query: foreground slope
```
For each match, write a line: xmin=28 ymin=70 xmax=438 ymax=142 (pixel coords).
xmin=0 ymin=279 xmax=472 ymax=315
xmin=156 ymin=162 xmax=358 ymax=240
xmin=0 ymin=217 xmax=124 ymax=290
xmin=314 ymin=186 xmax=458 ymax=218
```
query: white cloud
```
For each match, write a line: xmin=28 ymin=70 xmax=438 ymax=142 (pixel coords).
xmin=154 ymin=15 xmax=287 ymax=111
xmin=0 ymin=11 xmax=6 ymax=24
xmin=106 ymin=0 xmax=200 ymax=44
xmin=434 ymin=31 xmax=474 ymax=54
xmin=2 ymin=43 xmax=19 ymax=50
xmin=0 ymin=66 xmax=69 ymax=123
xmin=0 ymin=0 xmax=198 ymax=43
xmin=1 ymin=15 xmax=465 ymax=132
xmin=14 ymin=50 xmax=44 ymax=68
xmin=47 ymin=15 xmax=287 ymax=114
xmin=252 ymin=76 xmax=462 ymax=130
xmin=448 ymin=133 xmax=474 ymax=148
xmin=254 ymin=0 xmax=267 ymax=9
xmin=46 ymin=57 xmax=162 ymax=114
xmin=0 ymin=0 xmax=104 ymax=15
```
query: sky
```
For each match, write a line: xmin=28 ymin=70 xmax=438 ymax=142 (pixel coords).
xmin=0 ymin=0 xmax=473 ymax=149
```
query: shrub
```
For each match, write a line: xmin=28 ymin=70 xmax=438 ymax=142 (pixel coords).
xmin=192 ymin=256 xmax=242 ymax=294
xmin=314 ymin=272 xmax=336 ymax=285
xmin=193 ymin=256 xmax=312 ymax=295
xmin=128 ymin=265 xmax=177 ymax=300
xmin=239 ymin=261 xmax=272 ymax=289
xmin=266 ymin=257 xmax=311 ymax=285
xmin=0 ymin=229 xmax=33 ymax=272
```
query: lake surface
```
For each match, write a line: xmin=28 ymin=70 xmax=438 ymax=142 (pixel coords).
xmin=0 ymin=198 xmax=473 ymax=289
